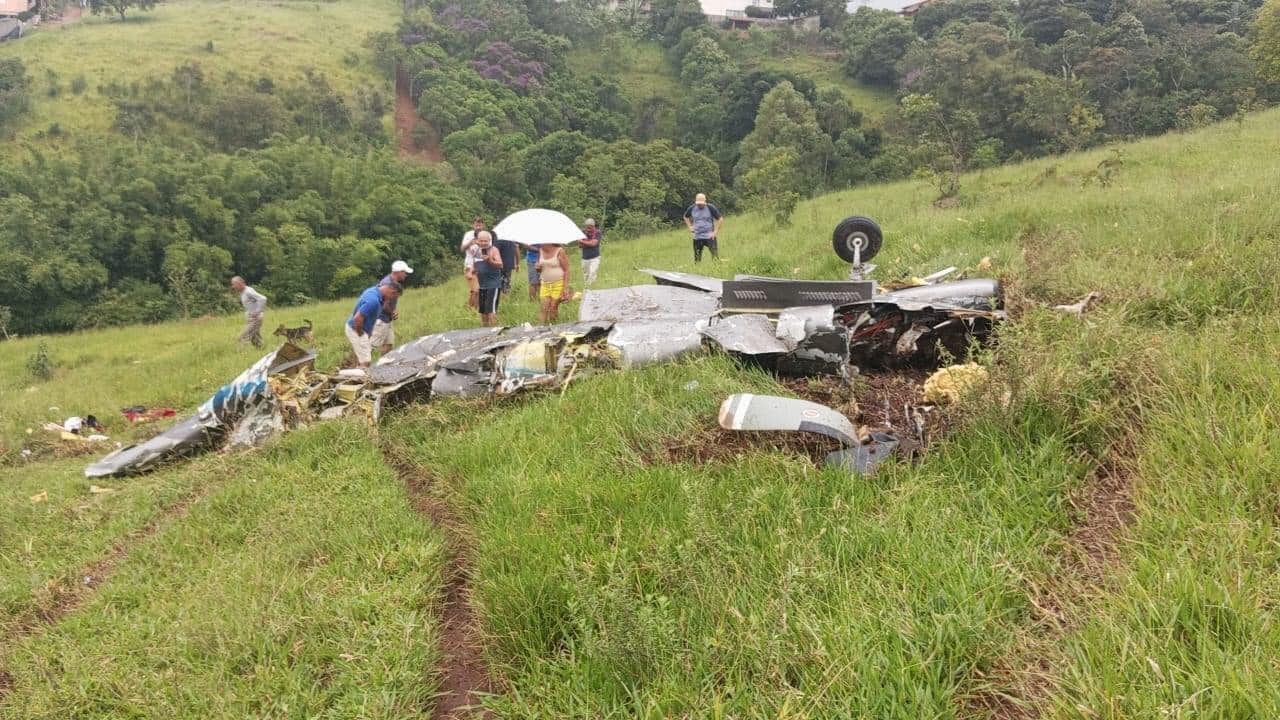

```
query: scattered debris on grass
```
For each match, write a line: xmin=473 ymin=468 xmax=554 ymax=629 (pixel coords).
xmin=84 ymin=252 xmax=1004 ymax=478
xmin=1051 ymin=291 xmax=1103 ymax=317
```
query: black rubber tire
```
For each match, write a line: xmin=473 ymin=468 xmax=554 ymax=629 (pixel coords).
xmin=832 ymin=216 xmax=883 ymax=264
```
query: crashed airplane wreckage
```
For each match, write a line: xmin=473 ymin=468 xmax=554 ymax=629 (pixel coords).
xmin=87 ymin=216 xmax=1003 ymax=477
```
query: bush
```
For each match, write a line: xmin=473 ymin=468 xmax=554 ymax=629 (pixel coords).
xmin=26 ymin=342 xmax=55 ymax=381
xmin=71 ymin=74 xmax=88 ymax=95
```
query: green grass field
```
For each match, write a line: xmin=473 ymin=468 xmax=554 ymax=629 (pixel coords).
xmin=2 ymin=110 xmax=1280 ymax=717
xmin=0 ymin=0 xmax=399 ymax=139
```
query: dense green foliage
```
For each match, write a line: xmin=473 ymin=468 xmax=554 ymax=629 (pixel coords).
xmin=850 ymin=0 xmax=1271 ymax=154
xmin=0 ymin=139 xmax=470 ymax=334
xmin=0 ymin=58 xmax=29 ymax=134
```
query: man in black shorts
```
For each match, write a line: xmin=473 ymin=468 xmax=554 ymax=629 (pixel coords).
xmin=472 ymin=231 xmax=505 ymax=326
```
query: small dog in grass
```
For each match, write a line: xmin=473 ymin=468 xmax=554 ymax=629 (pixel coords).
xmin=273 ymin=319 xmax=314 ymax=344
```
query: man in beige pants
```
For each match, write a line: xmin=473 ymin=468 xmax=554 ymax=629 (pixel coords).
xmin=230 ymin=276 xmax=266 ymax=349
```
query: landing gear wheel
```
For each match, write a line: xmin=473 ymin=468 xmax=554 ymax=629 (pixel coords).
xmin=832 ymin=216 xmax=882 ymax=264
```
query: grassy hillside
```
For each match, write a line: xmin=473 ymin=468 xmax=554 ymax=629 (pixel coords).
xmin=0 ymin=0 xmax=399 ymax=139
xmin=2 ymin=109 xmax=1280 ymax=717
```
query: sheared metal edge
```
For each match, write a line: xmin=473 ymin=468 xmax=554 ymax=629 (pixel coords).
xmin=637 ymin=268 xmax=724 ymax=294
xmin=700 ymin=314 xmax=790 ymax=355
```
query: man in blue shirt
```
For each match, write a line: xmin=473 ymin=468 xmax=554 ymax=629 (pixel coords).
xmin=682 ymin=193 xmax=724 ymax=263
xmin=345 ymin=283 xmax=399 ymax=368
xmin=373 ymin=260 xmax=413 ymax=356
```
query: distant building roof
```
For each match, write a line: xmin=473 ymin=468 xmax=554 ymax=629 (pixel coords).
xmin=0 ymin=0 xmax=34 ymax=16
xmin=700 ymin=0 xmax=772 ymax=17
xmin=845 ymin=0 xmax=924 ymax=12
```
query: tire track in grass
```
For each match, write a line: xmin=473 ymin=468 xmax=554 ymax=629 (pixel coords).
xmin=380 ymin=439 xmax=494 ymax=720
xmin=966 ymin=449 xmax=1139 ymax=720
xmin=0 ymin=472 xmax=224 ymax=700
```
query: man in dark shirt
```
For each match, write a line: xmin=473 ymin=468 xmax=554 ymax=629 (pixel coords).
xmin=472 ymin=231 xmax=505 ymax=327
xmin=682 ymin=193 xmax=724 ymax=263
xmin=494 ymin=232 xmax=519 ymax=296
xmin=580 ymin=218 xmax=602 ymax=286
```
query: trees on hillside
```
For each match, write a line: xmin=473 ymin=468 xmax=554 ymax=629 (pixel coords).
xmin=842 ymin=8 xmax=916 ymax=86
xmin=0 ymin=138 xmax=472 ymax=334
xmin=1253 ymin=0 xmax=1280 ymax=88
xmin=89 ymin=0 xmax=161 ymax=21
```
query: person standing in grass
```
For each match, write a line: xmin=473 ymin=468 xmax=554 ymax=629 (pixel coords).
xmin=525 ymin=243 xmax=541 ymax=301
xmin=683 ymin=193 xmax=723 ymax=263
xmin=494 ymin=231 xmax=519 ymax=297
xmin=460 ymin=217 xmax=487 ymax=309
xmin=536 ymin=243 xmax=571 ymax=324
xmin=472 ymin=231 xmax=505 ymax=327
xmin=580 ymin=218 xmax=602 ymax=286
xmin=346 ymin=283 xmax=399 ymax=368
xmin=230 ymin=276 xmax=267 ymax=349
xmin=373 ymin=260 xmax=413 ymax=356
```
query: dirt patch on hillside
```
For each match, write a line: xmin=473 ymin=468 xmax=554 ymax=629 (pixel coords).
xmin=961 ymin=453 xmax=1140 ymax=719
xmin=380 ymin=441 xmax=493 ymax=719
xmin=396 ymin=64 xmax=443 ymax=164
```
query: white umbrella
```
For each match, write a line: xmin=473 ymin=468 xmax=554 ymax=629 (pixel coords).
xmin=493 ymin=208 xmax=585 ymax=246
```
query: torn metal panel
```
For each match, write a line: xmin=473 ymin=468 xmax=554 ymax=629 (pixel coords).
xmin=878 ymin=279 xmax=1002 ymax=311
xmin=778 ymin=326 xmax=850 ymax=378
xmin=431 ymin=355 xmax=495 ymax=398
xmin=718 ymin=393 xmax=859 ymax=447
xmin=84 ymin=412 xmax=222 ymax=478
xmin=775 ymin=305 xmax=836 ymax=346
xmin=227 ymin=403 xmax=285 ymax=449
xmin=721 ymin=279 xmax=874 ymax=313
xmin=773 ymin=305 xmax=849 ymax=377
xmin=701 ymin=314 xmax=790 ymax=355
xmin=824 ymin=432 xmax=900 ymax=475
xmin=608 ymin=319 xmax=707 ymax=368
xmin=638 ymin=268 xmax=724 ymax=294
xmin=579 ymin=285 xmax=719 ymax=323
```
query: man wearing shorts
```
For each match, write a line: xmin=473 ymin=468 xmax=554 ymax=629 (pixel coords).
xmin=682 ymin=193 xmax=724 ymax=263
xmin=346 ymin=283 xmax=399 ymax=368
xmin=472 ymin=230 xmax=504 ymax=327
xmin=372 ymin=259 xmax=412 ymax=356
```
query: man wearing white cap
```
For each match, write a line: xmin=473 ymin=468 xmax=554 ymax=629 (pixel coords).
xmin=373 ymin=260 xmax=412 ymax=356
xmin=682 ymin=193 xmax=723 ymax=263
